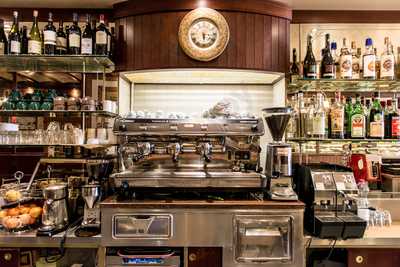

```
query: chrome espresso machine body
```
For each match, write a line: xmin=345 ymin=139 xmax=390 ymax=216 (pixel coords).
xmin=102 ymin=115 xmax=305 ymax=267
xmin=112 ymin=117 xmax=266 ymax=193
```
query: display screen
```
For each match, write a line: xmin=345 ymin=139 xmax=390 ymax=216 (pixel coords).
xmin=122 ymin=257 xmax=164 ymax=265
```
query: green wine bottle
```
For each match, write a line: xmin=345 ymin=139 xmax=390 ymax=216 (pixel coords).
xmin=28 ymin=10 xmax=42 ymax=55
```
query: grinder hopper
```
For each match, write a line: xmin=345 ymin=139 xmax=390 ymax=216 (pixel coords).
xmin=262 ymin=107 xmax=293 ymax=142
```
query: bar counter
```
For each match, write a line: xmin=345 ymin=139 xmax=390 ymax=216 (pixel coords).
xmin=306 ymin=222 xmax=400 ymax=248
xmin=0 ymin=226 xmax=100 ymax=248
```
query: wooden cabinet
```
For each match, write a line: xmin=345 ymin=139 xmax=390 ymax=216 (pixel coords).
xmin=348 ymin=249 xmax=400 ymax=267
xmin=0 ymin=249 xmax=19 ymax=267
xmin=187 ymin=247 xmax=222 ymax=267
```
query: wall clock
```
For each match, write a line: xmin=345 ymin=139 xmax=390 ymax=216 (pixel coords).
xmin=178 ymin=7 xmax=230 ymax=62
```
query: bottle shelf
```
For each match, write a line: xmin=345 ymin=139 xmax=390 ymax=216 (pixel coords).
xmin=288 ymin=78 xmax=400 ymax=94
xmin=0 ymin=110 xmax=118 ymax=118
xmin=0 ymin=144 xmax=117 ymax=148
xmin=0 ymin=55 xmax=115 ymax=73
xmin=288 ymin=137 xmax=400 ymax=143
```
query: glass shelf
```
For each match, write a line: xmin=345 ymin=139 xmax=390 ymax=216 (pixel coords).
xmin=0 ymin=144 xmax=117 ymax=148
xmin=288 ymin=137 xmax=400 ymax=143
xmin=288 ymin=78 xmax=400 ymax=94
xmin=0 ymin=55 xmax=115 ymax=73
xmin=0 ymin=110 xmax=118 ymax=118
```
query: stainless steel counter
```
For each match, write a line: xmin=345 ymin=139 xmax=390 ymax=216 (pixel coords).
xmin=306 ymin=222 xmax=400 ymax=248
xmin=0 ymin=226 xmax=100 ymax=248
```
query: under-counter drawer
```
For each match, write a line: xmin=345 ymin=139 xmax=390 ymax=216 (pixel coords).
xmin=113 ymin=214 xmax=172 ymax=239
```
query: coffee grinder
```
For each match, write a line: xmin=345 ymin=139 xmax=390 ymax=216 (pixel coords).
xmin=262 ymin=107 xmax=298 ymax=201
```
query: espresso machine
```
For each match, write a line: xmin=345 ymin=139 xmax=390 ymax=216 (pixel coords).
xmin=262 ymin=107 xmax=297 ymax=201
xmin=37 ymin=184 xmax=69 ymax=236
xmin=111 ymin=116 xmax=269 ymax=198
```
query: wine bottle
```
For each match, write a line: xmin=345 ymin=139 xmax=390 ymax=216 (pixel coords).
xmin=303 ymin=34 xmax=317 ymax=79
xmin=8 ymin=11 xmax=21 ymax=55
xmin=20 ymin=26 xmax=28 ymax=54
xmin=69 ymin=13 xmax=81 ymax=55
xmin=95 ymin=14 xmax=108 ymax=55
xmin=290 ymin=48 xmax=300 ymax=83
xmin=81 ymin=14 xmax=93 ymax=55
xmin=65 ymin=25 xmax=70 ymax=53
xmin=109 ymin=26 xmax=116 ymax=60
xmin=43 ymin=12 xmax=57 ymax=55
xmin=320 ymin=34 xmax=335 ymax=79
xmin=0 ymin=19 xmax=8 ymax=55
xmin=106 ymin=22 xmax=112 ymax=56
xmin=28 ymin=10 xmax=42 ymax=55
xmin=56 ymin=20 xmax=67 ymax=55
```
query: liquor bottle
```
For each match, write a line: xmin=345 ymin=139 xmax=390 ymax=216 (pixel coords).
xmin=357 ymin=48 xmax=363 ymax=78
xmin=345 ymin=97 xmax=353 ymax=138
xmin=0 ymin=19 xmax=8 ymax=55
xmin=44 ymin=12 xmax=57 ymax=55
xmin=363 ymin=38 xmax=376 ymax=79
xmin=306 ymin=97 xmax=315 ymax=137
xmin=290 ymin=48 xmax=300 ymax=83
xmin=8 ymin=11 xmax=21 ymax=55
xmin=296 ymin=91 xmax=307 ymax=138
xmin=95 ymin=14 xmax=108 ymax=55
xmin=369 ymin=92 xmax=384 ymax=139
xmin=351 ymin=42 xmax=360 ymax=79
xmin=340 ymin=38 xmax=352 ymax=79
xmin=106 ymin=22 xmax=112 ymax=56
xmin=81 ymin=14 xmax=93 ymax=55
xmin=69 ymin=13 xmax=81 ymax=55
xmin=375 ymin=48 xmax=381 ymax=79
xmin=287 ymin=95 xmax=297 ymax=139
xmin=320 ymin=34 xmax=335 ymax=79
xmin=56 ymin=20 xmax=67 ymax=55
xmin=365 ymin=99 xmax=371 ymax=137
xmin=392 ymin=98 xmax=400 ymax=139
xmin=312 ymin=93 xmax=327 ymax=138
xmin=28 ymin=10 xmax=42 ymax=55
xmin=91 ymin=18 xmax=97 ymax=53
xmin=385 ymin=99 xmax=395 ymax=139
xmin=381 ymin=37 xmax=395 ymax=80
xmin=331 ymin=41 xmax=339 ymax=78
xmin=350 ymin=94 xmax=366 ymax=138
xmin=303 ymin=34 xmax=317 ymax=79
xmin=329 ymin=91 xmax=344 ymax=138
xmin=65 ymin=25 xmax=70 ymax=52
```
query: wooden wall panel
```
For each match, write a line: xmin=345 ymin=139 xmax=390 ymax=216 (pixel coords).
xmin=114 ymin=11 xmax=290 ymax=73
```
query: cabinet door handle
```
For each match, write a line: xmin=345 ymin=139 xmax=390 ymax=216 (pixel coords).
xmin=4 ymin=253 xmax=12 ymax=261
xmin=189 ymin=253 xmax=197 ymax=262
xmin=356 ymin=255 xmax=364 ymax=264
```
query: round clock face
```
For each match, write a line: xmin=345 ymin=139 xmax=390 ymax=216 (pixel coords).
xmin=179 ymin=8 xmax=229 ymax=62
xmin=189 ymin=19 xmax=218 ymax=49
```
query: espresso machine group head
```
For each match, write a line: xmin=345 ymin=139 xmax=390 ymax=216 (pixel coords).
xmin=262 ymin=107 xmax=297 ymax=201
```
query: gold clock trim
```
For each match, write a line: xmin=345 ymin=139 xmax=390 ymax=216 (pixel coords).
xmin=178 ymin=7 xmax=230 ymax=62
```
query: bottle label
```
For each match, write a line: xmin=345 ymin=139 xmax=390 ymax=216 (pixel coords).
xmin=322 ymin=64 xmax=335 ymax=78
xmin=380 ymin=54 xmax=395 ymax=78
xmin=392 ymin=117 xmax=400 ymax=137
xmin=331 ymin=109 xmax=344 ymax=133
xmin=69 ymin=33 xmax=80 ymax=48
xmin=352 ymin=60 xmax=360 ymax=79
xmin=370 ymin=113 xmax=384 ymax=137
xmin=56 ymin=37 xmax=67 ymax=49
xmin=43 ymin=30 xmax=56 ymax=45
xmin=10 ymin=40 xmax=21 ymax=54
xmin=363 ymin=54 xmax=376 ymax=78
xmin=340 ymin=55 xmax=352 ymax=78
xmin=96 ymin=31 xmax=107 ymax=45
xmin=312 ymin=116 xmax=325 ymax=135
xmin=351 ymin=114 xmax=365 ymax=137
xmin=81 ymin=38 xmax=93 ymax=54
xmin=28 ymin=40 xmax=41 ymax=54
xmin=0 ymin=42 xmax=4 ymax=55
